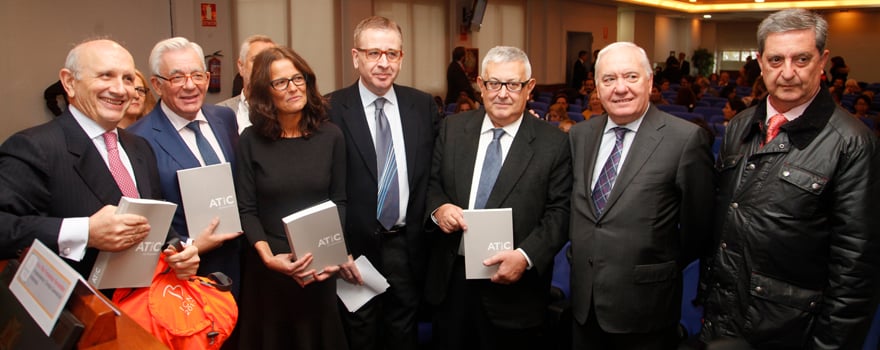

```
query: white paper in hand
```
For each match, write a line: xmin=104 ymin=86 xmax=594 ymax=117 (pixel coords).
xmin=336 ymin=255 xmax=390 ymax=312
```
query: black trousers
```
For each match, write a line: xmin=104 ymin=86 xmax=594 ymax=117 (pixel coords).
xmin=432 ymin=257 xmax=541 ymax=350
xmin=572 ymin=297 xmax=679 ymax=350
xmin=341 ymin=233 xmax=419 ymax=350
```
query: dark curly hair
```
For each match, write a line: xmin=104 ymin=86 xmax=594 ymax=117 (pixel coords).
xmin=247 ymin=46 xmax=327 ymax=140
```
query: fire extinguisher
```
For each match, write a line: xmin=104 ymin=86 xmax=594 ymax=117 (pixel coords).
xmin=207 ymin=50 xmax=222 ymax=93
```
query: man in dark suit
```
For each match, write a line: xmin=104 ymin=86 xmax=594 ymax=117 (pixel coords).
xmin=571 ymin=50 xmax=588 ymax=89
xmin=328 ymin=16 xmax=439 ymax=350
xmin=128 ymin=37 xmax=242 ymax=296
xmin=568 ymin=42 xmax=714 ymax=349
xmin=0 ymin=39 xmax=199 ymax=279
xmin=446 ymin=46 xmax=476 ymax=105
xmin=425 ymin=45 xmax=572 ymax=350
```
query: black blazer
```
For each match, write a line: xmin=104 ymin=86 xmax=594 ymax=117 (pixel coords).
xmin=0 ymin=112 xmax=164 ymax=277
xmin=424 ymin=111 xmax=572 ymax=329
xmin=326 ymin=82 xmax=439 ymax=278
xmin=568 ymin=105 xmax=715 ymax=333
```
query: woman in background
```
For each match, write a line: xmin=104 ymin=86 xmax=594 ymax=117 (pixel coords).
xmin=235 ymin=46 xmax=347 ymax=350
xmin=581 ymin=91 xmax=605 ymax=121
xmin=120 ymin=70 xmax=156 ymax=128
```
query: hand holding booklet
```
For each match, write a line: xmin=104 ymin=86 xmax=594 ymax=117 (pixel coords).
xmin=282 ymin=201 xmax=349 ymax=274
xmin=462 ymin=208 xmax=514 ymax=279
xmin=336 ymin=255 xmax=390 ymax=312
xmin=88 ymin=197 xmax=177 ymax=289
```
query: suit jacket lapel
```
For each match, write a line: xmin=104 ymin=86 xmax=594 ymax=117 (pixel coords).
xmin=395 ymin=86 xmax=421 ymax=186
xmin=59 ymin=114 xmax=122 ymax=204
xmin=454 ymin=111 xmax=482 ymax=205
xmin=602 ymin=107 xmax=663 ymax=215
xmin=150 ymin=107 xmax=200 ymax=169
xmin=485 ymin=113 xmax=535 ymax=209
xmin=340 ymin=84 xmax=379 ymax=182
xmin=205 ymin=109 xmax=235 ymax=163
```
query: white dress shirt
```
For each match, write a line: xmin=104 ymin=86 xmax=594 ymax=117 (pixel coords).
xmin=590 ymin=113 xmax=646 ymax=191
xmin=161 ymin=102 xmax=228 ymax=165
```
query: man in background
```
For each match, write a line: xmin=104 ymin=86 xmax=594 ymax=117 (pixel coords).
xmin=217 ymin=35 xmax=276 ymax=134
xmin=446 ymin=46 xmax=476 ymax=105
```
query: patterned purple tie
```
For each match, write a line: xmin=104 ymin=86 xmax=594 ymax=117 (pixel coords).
xmin=591 ymin=127 xmax=628 ymax=215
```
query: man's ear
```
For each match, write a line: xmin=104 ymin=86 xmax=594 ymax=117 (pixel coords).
xmin=59 ymin=69 xmax=76 ymax=98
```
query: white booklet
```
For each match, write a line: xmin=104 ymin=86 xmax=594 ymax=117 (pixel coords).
xmin=336 ymin=255 xmax=390 ymax=312
xmin=282 ymin=201 xmax=348 ymax=274
xmin=177 ymin=162 xmax=242 ymax=239
xmin=88 ymin=197 xmax=177 ymax=289
xmin=462 ymin=208 xmax=514 ymax=279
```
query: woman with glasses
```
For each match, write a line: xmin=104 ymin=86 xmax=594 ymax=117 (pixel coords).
xmin=235 ymin=46 xmax=348 ymax=350
xmin=120 ymin=70 xmax=156 ymax=128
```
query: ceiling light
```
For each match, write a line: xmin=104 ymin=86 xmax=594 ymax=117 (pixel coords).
xmin=755 ymin=0 xmax=765 ymax=2
xmin=690 ymin=0 xmax=697 ymax=2
xmin=703 ymin=14 xmax=712 ymax=18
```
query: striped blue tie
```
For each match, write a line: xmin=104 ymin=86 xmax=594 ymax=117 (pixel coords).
xmin=474 ymin=128 xmax=505 ymax=209
xmin=374 ymin=98 xmax=399 ymax=230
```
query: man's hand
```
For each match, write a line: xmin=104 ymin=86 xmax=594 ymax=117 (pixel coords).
xmin=164 ymin=244 xmax=200 ymax=280
xmin=484 ymin=250 xmax=527 ymax=285
xmin=87 ymin=205 xmax=150 ymax=251
xmin=434 ymin=203 xmax=467 ymax=234
xmin=192 ymin=217 xmax=243 ymax=253
xmin=338 ymin=254 xmax=363 ymax=285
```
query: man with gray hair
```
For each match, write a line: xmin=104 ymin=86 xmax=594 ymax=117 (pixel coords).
xmin=425 ymin=45 xmax=572 ymax=349
xmin=218 ymin=34 xmax=275 ymax=133
xmin=700 ymin=9 xmax=880 ymax=348
xmin=128 ymin=37 xmax=243 ymax=296
xmin=568 ymin=41 xmax=714 ymax=349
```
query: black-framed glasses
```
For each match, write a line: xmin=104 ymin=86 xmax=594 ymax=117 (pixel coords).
xmin=482 ymin=80 xmax=530 ymax=92
xmin=270 ymin=75 xmax=307 ymax=91
xmin=155 ymin=72 xmax=209 ymax=86
xmin=134 ymin=87 xmax=149 ymax=97
xmin=356 ymin=48 xmax=403 ymax=62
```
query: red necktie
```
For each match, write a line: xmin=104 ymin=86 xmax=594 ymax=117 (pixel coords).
xmin=102 ymin=132 xmax=140 ymax=198
xmin=764 ymin=113 xmax=787 ymax=145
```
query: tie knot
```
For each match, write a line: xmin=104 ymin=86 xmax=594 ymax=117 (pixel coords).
xmin=102 ymin=131 xmax=118 ymax=151
xmin=768 ymin=114 xmax=787 ymax=129
xmin=611 ymin=127 xmax=629 ymax=139
xmin=186 ymin=121 xmax=202 ymax=133
xmin=374 ymin=98 xmax=386 ymax=110
xmin=491 ymin=128 xmax=505 ymax=141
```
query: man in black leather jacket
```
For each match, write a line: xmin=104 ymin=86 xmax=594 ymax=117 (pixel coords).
xmin=700 ymin=9 xmax=880 ymax=349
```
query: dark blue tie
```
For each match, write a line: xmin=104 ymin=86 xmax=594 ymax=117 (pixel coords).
xmin=374 ymin=98 xmax=399 ymax=230
xmin=591 ymin=127 xmax=628 ymax=215
xmin=186 ymin=121 xmax=221 ymax=165
xmin=474 ymin=128 xmax=505 ymax=209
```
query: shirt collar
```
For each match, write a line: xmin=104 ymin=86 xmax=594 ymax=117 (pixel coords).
xmin=358 ymin=79 xmax=398 ymax=109
xmin=69 ymin=105 xmax=113 ymax=139
xmin=160 ymin=101 xmax=208 ymax=132
xmin=742 ymin=87 xmax=836 ymax=150
xmin=603 ymin=108 xmax=647 ymax=134
xmin=480 ymin=112 xmax=523 ymax=138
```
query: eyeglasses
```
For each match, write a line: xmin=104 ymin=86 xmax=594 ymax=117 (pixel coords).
xmin=270 ymin=75 xmax=307 ymax=91
xmin=155 ymin=72 xmax=209 ymax=86
xmin=482 ymin=80 xmax=530 ymax=92
xmin=356 ymin=48 xmax=403 ymax=62
xmin=134 ymin=87 xmax=149 ymax=97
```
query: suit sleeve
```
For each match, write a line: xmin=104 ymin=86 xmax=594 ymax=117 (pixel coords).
xmin=812 ymin=133 xmax=880 ymax=349
xmin=425 ymin=117 xmax=451 ymax=228
xmin=516 ymin=134 xmax=573 ymax=274
xmin=676 ymin=126 xmax=715 ymax=265
xmin=0 ymin=132 xmax=64 ymax=258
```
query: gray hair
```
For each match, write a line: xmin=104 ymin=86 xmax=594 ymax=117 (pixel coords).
xmin=757 ymin=9 xmax=828 ymax=54
xmin=595 ymin=42 xmax=653 ymax=78
xmin=481 ymin=46 xmax=532 ymax=79
xmin=239 ymin=34 xmax=275 ymax=62
xmin=149 ymin=37 xmax=206 ymax=76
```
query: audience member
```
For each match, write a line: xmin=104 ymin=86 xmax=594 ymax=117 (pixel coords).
xmin=829 ymin=55 xmax=850 ymax=83
xmin=722 ymin=99 xmax=747 ymax=125
xmin=649 ymin=85 xmax=668 ymax=106
xmin=326 ymin=16 xmax=439 ymax=350
xmin=454 ymin=95 xmax=477 ymax=113
xmin=568 ymin=41 xmax=714 ymax=350
xmin=127 ymin=37 xmax=243 ymax=296
xmin=0 ymin=39 xmax=199 ymax=279
xmin=679 ymin=52 xmax=690 ymax=77
xmin=579 ymin=77 xmax=596 ymax=99
xmin=426 ymin=45 xmax=571 ymax=350
xmin=581 ymin=91 xmax=605 ymax=120
xmin=235 ymin=46 xmax=347 ymax=349
xmin=741 ymin=78 xmax=768 ymax=107
xmin=218 ymin=35 xmax=276 ymax=134
xmin=742 ymin=55 xmax=761 ymax=86
xmin=674 ymin=85 xmax=697 ymax=111
xmin=119 ymin=70 xmax=156 ymax=128
xmin=571 ymin=50 xmax=588 ymax=89
xmin=844 ymin=78 xmax=862 ymax=95
xmin=547 ymin=102 xmax=569 ymax=122
xmin=853 ymin=94 xmax=873 ymax=118
xmin=446 ymin=46 xmax=477 ymax=104
xmin=700 ymin=9 xmax=880 ymax=348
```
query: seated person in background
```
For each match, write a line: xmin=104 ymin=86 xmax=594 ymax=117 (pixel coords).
xmin=674 ymin=85 xmax=697 ymax=112
xmin=741 ymin=78 xmax=768 ymax=107
xmin=722 ymin=99 xmax=748 ymax=126
xmin=844 ymin=78 xmax=862 ymax=96
xmin=581 ymin=91 xmax=605 ymax=120
xmin=579 ymin=78 xmax=596 ymax=99
xmin=119 ymin=70 xmax=156 ymax=128
xmin=553 ymin=93 xmax=569 ymax=110
xmin=650 ymin=85 xmax=669 ymax=105
xmin=558 ymin=119 xmax=576 ymax=133
xmin=454 ymin=95 xmax=477 ymax=113
xmin=546 ymin=102 xmax=569 ymax=122
xmin=853 ymin=94 xmax=873 ymax=118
